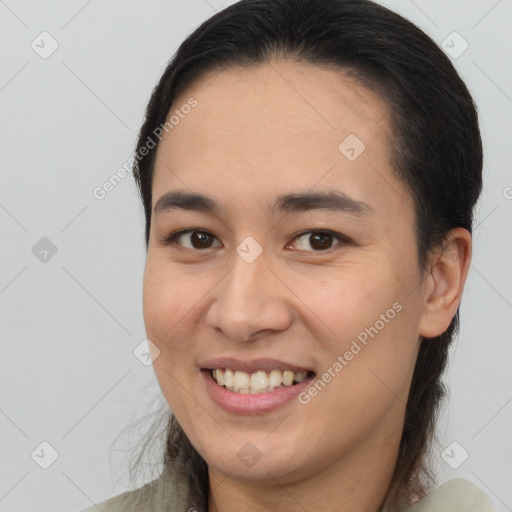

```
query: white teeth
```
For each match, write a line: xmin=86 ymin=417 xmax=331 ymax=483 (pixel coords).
xmin=268 ymin=369 xmax=282 ymax=387
xmin=250 ymin=371 xmax=269 ymax=389
xmin=224 ymin=369 xmax=234 ymax=388
xmin=294 ymin=371 xmax=307 ymax=383
xmin=282 ymin=370 xmax=294 ymax=386
xmin=213 ymin=369 xmax=225 ymax=386
xmin=234 ymin=371 xmax=250 ymax=390
xmin=211 ymin=368 xmax=312 ymax=394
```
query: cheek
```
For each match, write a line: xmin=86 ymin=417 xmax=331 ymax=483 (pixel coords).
xmin=142 ymin=258 xmax=201 ymax=411
xmin=319 ymin=270 xmax=418 ymax=397
xmin=143 ymin=256 xmax=201 ymax=342
xmin=294 ymin=257 xmax=420 ymax=393
xmin=142 ymin=260 xmax=199 ymax=379
xmin=291 ymin=260 xmax=402 ymax=346
xmin=291 ymin=274 xmax=419 ymax=452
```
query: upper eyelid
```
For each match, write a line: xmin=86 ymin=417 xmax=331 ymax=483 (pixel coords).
xmin=293 ymin=229 xmax=348 ymax=241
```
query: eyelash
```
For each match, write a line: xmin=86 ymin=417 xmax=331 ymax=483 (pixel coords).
xmin=160 ymin=228 xmax=351 ymax=253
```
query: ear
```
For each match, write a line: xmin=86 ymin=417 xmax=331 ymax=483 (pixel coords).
xmin=418 ymin=227 xmax=472 ymax=339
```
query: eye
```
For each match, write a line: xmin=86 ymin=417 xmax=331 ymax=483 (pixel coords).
xmin=287 ymin=230 xmax=349 ymax=252
xmin=161 ymin=228 xmax=350 ymax=252
xmin=162 ymin=229 xmax=221 ymax=250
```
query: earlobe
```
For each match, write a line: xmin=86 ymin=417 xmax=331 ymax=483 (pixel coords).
xmin=418 ymin=228 xmax=472 ymax=339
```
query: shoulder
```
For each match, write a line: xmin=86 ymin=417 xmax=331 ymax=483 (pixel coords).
xmin=403 ymin=478 xmax=497 ymax=512
xmin=78 ymin=463 xmax=199 ymax=512
xmin=78 ymin=477 xmax=158 ymax=512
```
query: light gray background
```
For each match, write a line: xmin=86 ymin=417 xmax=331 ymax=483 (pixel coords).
xmin=1 ymin=0 xmax=511 ymax=510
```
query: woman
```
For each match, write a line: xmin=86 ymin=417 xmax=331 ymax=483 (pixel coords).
xmin=82 ymin=0 xmax=496 ymax=510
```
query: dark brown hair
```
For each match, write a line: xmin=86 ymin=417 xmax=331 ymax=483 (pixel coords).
xmin=124 ymin=0 xmax=483 ymax=509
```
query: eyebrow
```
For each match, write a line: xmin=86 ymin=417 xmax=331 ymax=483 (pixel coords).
xmin=153 ymin=190 xmax=374 ymax=217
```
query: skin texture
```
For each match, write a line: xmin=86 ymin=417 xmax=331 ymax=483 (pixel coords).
xmin=142 ymin=59 xmax=472 ymax=512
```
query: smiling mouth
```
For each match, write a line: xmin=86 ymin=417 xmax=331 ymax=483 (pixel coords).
xmin=209 ymin=368 xmax=315 ymax=394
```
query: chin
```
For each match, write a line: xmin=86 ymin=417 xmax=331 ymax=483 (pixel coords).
xmin=196 ymin=433 xmax=315 ymax=483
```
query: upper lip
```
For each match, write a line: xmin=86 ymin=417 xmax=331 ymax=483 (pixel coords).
xmin=200 ymin=357 xmax=315 ymax=374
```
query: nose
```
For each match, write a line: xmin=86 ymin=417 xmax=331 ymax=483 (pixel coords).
xmin=205 ymin=249 xmax=293 ymax=343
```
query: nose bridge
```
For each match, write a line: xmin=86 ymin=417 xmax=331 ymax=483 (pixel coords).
xmin=209 ymin=244 xmax=291 ymax=341
xmin=222 ymin=249 xmax=270 ymax=324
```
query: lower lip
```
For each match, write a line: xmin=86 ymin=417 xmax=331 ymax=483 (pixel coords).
xmin=201 ymin=369 xmax=315 ymax=415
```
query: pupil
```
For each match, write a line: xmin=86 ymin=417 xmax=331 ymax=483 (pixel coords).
xmin=192 ymin=231 xmax=212 ymax=249
xmin=311 ymin=232 xmax=332 ymax=250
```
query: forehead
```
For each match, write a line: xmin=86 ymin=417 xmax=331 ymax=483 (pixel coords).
xmin=152 ymin=59 xmax=411 ymax=219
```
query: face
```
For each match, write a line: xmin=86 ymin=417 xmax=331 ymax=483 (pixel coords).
xmin=143 ymin=60 xmax=428 ymax=485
